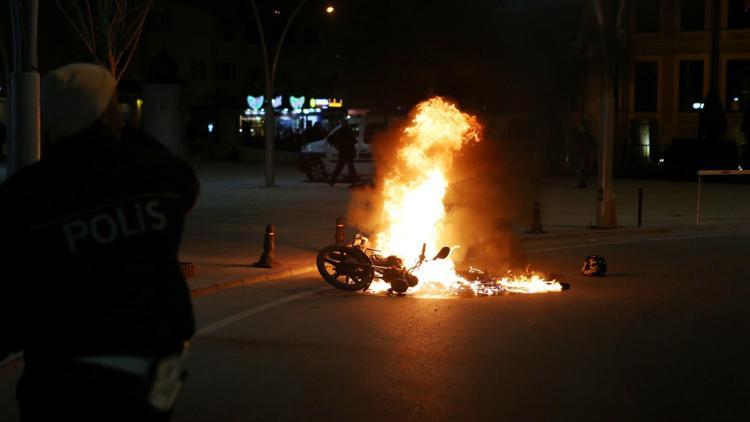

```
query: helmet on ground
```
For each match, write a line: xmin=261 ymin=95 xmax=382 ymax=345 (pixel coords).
xmin=582 ymin=255 xmax=607 ymax=276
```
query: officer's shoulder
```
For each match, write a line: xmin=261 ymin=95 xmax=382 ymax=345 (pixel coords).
xmin=0 ymin=160 xmax=49 ymax=199
xmin=123 ymin=127 xmax=188 ymax=165
xmin=122 ymin=126 xmax=170 ymax=154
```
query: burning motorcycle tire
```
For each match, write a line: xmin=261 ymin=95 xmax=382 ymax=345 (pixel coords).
xmin=316 ymin=245 xmax=374 ymax=291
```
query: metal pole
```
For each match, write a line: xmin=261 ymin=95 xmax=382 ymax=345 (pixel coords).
xmin=263 ymin=0 xmax=306 ymax=188
xmin=593 ymin=0 xmax=618 ymax=228
xmin=709 ymin=0 xmax=720 ymax=93
xmin=595 ymin=65 xmax=618 ymax=228
xmin=637 ymin=188 xmax=643 ymax=227
xmin=7 ymin=0 xmax=41 ymax=176
xmin=250 ymin=0 xmax=274 ymax=187
xmin=250 ymin=0 xmax=306 ymax=188
xmin=696 ymin=175 xmax=702 ymax=224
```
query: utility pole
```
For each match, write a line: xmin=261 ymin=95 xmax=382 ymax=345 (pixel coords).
xmin=7 ymin=0 xmax=41 ymax=175
xmin=250 ymin=0 xmax=307 ymax=187
xmin=709 ymin=0 xmax=721 ymax=93
xmin=591 ymin=0 xmax=626 ymax=228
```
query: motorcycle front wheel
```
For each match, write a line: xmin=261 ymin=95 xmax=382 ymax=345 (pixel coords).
xmin=316 ymin=245 xmax=374 ymax=291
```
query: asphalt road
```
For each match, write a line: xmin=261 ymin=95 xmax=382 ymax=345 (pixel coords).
xmin=176 ymin=233 xmax=750 ymax=421
xmin=1 ymin=232 xmax=749 ymax=421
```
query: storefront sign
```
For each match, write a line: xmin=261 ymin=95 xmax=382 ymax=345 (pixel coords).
xmin=310 ymin=98 xmax=329 ymax=108
xmin=290 ymin=96 xmax=305 ymax=110
xmin=247 ymin=95 xmax=264 ymax=111
xmin=247 ymin=94 xmax=343 ymax=112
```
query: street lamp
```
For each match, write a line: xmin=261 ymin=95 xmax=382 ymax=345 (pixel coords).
xmin=250 ymin=0 xmax=334 ymax=187
xmin=250 ymin=0 xmax=308 ymax=187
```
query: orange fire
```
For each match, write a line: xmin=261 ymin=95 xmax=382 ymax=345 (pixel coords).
xmin=367 ymin=97 xmax=562 ymax=296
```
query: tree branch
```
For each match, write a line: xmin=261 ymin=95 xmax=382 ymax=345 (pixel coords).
xmin=56 ymin=0 xmax=155 ymax=79
xmin=55 ymin=0 xmax=97 ymax=58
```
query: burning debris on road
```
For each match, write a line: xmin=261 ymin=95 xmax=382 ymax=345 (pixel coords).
xmin=364 ymin=262 xmax=567 ymax=298
xmin=318 ymin=96 xmax=567 ymax=297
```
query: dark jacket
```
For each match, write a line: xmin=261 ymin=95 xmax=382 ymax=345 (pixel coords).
xmin=0 ymin=125 xmax=198 ymax=363
xmin=330 ymin=125 xmax=357 ymax=159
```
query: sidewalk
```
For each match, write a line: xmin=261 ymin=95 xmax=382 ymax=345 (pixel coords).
xmin=180 ymin=163 xmax=750 ymax=295
xmin=2 ymin=161 xmax=748 ymax=296
xmin=180 ymin=162 xmax=352 ymax=296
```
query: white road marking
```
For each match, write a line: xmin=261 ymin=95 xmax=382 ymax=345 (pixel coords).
xmin=526 ymin=232 xmax=748 ymax=254
xmin=197 ymin=291 xmax=314 ymax=336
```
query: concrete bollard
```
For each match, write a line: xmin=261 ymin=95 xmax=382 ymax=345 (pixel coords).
xmin=526 ymin=201 xmax=546 ymax=233
xmin=335 ymin=217 xmax=346 ymax=245
xmin=252 ymin=224 xmax=276 ymax=268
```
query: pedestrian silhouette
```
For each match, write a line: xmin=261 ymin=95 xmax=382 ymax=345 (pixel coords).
xmin=328 ymin=119 xmax=359 ymax=186
xmin=0 ymin=63 xmax=199 ymax=421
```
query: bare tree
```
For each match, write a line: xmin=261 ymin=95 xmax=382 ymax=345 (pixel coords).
xmin=55 ymin=0 xmax=154 ymax=81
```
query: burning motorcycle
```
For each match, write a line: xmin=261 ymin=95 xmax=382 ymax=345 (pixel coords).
xmin=316 ymin=234 xmax=451 ymax=294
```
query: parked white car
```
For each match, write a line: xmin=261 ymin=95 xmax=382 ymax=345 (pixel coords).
xmin=298 ymin=117 xmax=387 ymax=181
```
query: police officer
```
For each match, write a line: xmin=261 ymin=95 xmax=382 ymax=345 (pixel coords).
xmin=0 ymin=63 xmax=198 ymax=420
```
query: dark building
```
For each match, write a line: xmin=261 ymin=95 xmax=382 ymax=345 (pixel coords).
xmin=583 ymin=0 xmax=750 ymax=165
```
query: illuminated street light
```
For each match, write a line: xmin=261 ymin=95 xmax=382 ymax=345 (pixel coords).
xmin=325 ymin=5 xmax=335 ymax=14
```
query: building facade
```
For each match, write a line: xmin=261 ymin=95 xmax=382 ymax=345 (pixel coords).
xmin=608 ymin=0 xmax=750 ymax=164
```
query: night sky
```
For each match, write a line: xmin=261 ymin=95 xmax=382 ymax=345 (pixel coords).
xmin=259 ymin=0 xmax=586 ymax=111
xmin=0 ymin=0 xmax=588 ymax=113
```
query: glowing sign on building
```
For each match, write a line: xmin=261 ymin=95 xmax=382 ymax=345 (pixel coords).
xmin=310 ymin=98 xmax=329 ymax=108
xmin=271 ymin=95 xmax=283 ymax=108
xmin=246 ymin=95 xmax=342 ymax=113
xmin=247 ymin=95 xmax=264 ymax=111
xmin=290 ymin=96 xmax=305 ymax=110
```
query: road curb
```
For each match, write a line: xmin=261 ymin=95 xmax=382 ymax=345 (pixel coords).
xmin=517 ymin=221 xmax=750 ymax=243
xmin=518 ymin=227 xmax=670 ymax=242
xmin=190 ymin=264 xmax=318 ymax=298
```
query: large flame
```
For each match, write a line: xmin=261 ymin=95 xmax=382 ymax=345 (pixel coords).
xmin=368 ymin=97 xmax=562 ymax=296
xmin=376 ymin=98 xmax=479 ymax=266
